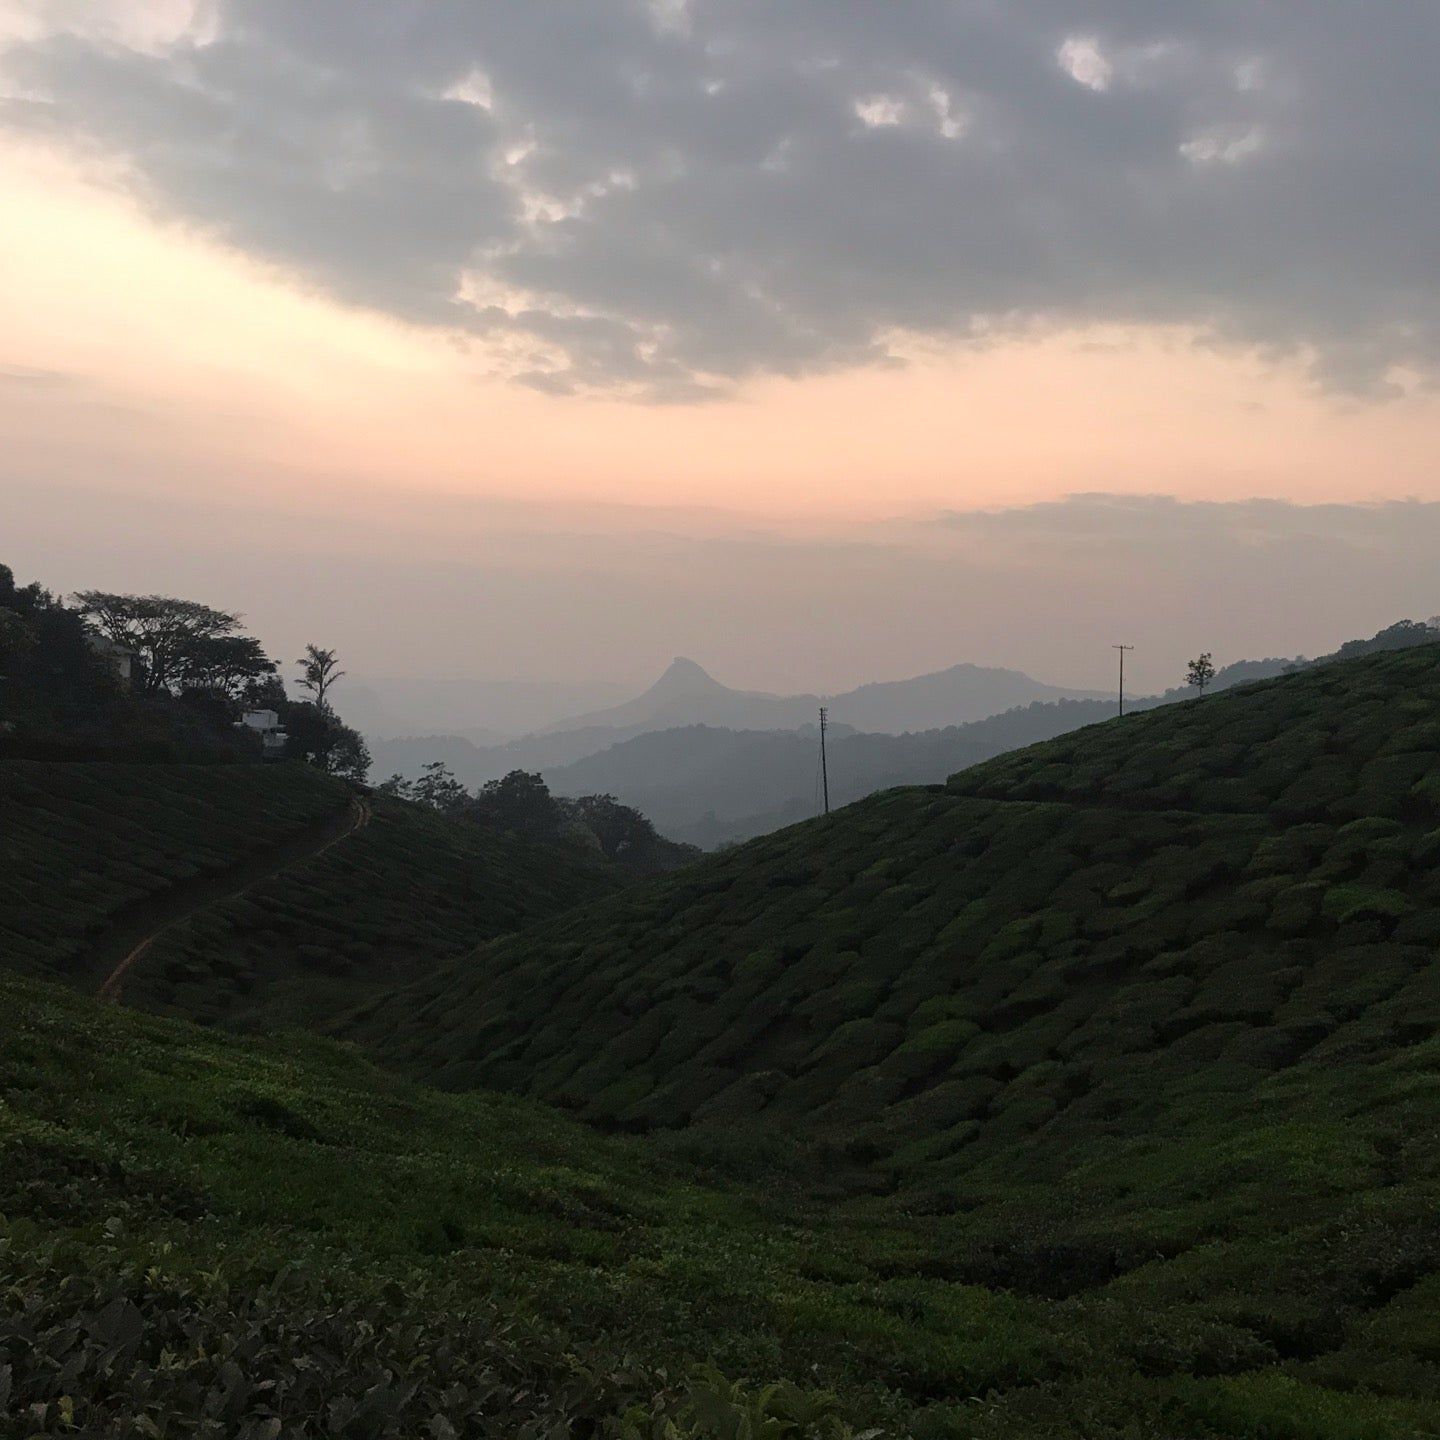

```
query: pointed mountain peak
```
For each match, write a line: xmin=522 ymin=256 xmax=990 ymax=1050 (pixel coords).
xmin=649 ymin=657 xmax=725 ymax=697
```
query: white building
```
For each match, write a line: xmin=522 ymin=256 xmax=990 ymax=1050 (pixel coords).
xmin=238 ymin=709 xmax=288 ymax=758
xmin=85 ymin=633 xmax=138 ymax=684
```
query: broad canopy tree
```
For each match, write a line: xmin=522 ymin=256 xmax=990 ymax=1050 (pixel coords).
xmin=71 ymin=591 xmax=275 ymax=700
xmin=284 ymin=700 xmax=371 ymax=781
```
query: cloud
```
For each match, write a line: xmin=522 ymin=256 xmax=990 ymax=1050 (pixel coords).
xmin=0 ymin=364 xmax=74 ymax=386
xmin=3 ymin=2 xmax=1437 ymax=398
xmin=941 ymin=492 xmax=1440 ymax=546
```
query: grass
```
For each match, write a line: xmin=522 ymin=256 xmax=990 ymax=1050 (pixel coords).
xmin=3 ymin=973 xmax=1439 ymax=1436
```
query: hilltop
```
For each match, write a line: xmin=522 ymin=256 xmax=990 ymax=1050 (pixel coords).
xmin=539 ymin=655 xmax=1104 ymax=735
xmin=541 ymin=623 xmax=1440 ymax=847
xmin=543 ymin=700 xmax=1119 ymax=847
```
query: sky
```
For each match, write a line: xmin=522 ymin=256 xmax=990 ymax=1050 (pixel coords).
xmin=2 ymin=1 xmax=1439 ymax=727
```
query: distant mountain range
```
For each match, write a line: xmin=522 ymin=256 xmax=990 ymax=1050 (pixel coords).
xmin=368 ymin=655 xmax=1106 ymax=786
xmin=369 ymin=622 xmax=1440 ymax=847
xmin=543 ymin=703 xmax=1119 ymax=847
xmin=538 ymin=655 xmax=1105 ymax=735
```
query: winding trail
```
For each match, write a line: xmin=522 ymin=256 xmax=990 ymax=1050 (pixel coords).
xmin=90 ymin=795 xmax=371 ymax=1004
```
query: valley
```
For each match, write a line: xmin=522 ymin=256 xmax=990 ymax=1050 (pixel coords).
xmin=4 ymin=643 xmax=1440 ymax=1436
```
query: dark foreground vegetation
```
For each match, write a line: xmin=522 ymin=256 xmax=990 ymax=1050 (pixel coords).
xmin=0 ymin=760 xmax=621 ymax=1030
xmin=5 ymin=973 xmax=1438 ymax=1438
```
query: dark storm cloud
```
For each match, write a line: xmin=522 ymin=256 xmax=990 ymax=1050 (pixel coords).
xmin=4 ymin=1 xmax=1437 ymax=396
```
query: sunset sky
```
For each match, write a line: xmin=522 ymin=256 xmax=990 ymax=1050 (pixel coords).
xmin=3 ymin=2 xmax=1438 ymax=726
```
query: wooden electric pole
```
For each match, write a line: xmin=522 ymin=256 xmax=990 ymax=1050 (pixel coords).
xmin=819 ymin=705 xmax=830 ymax=815
xmin=1112 ymin=645 xmax=1134 ymax=716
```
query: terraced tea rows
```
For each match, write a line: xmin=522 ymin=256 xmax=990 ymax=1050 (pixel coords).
xmin=343 ymin=645 xmax=1440 ymax=1180
xmin=5 ymin=971 xmax=1439 ymax=1438
xmin=125 ymin=792 xmax=621 ymax=1028
xmin=1 ymin=761 xmax=620 ymax=1030
xmin=0 ymin=761 xmax=347 ymax=979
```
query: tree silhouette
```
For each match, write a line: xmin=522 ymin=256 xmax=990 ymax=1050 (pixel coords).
xmin=1186 ymin=652 xmax=1217 ymax=697
xmin=73 ymin=591 xmax=252 ymax=695
xmin=296 ymin=645 xmax=346 ymax=712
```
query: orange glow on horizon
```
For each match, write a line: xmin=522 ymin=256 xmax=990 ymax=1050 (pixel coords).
xmin=4 ymin=135 xmax=1440 ymax=530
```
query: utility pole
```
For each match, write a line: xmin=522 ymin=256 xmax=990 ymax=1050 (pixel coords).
xmin=1112 ymin=645 xmax=1134 ymax=716
xmin=819 ymin=705 xmax=830 ymax=815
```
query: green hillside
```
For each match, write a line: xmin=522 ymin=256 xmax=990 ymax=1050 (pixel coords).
xmin=0 ymin=762 xmax=347 ymax=979
xmin=6 ymin=648 xmax=1440 ymax=1434
xmin=0 ymin=760 xmax=619 ymax=1027
xmin=343 ymin=645 xmax=1440 ymax=1155
xmin=5 ymin=971 xmax=1438 ymax=1438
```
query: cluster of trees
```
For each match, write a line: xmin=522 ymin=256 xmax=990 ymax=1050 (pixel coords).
xmin=71 ymin=591 xmax=371 ymax=778
xmin=378 ymin=762 xmax=697 ymax=873
xmin=0 ymin=565 xmax=127 ymax=743
xmin=1 ymin=564 xmax=370 ymax=777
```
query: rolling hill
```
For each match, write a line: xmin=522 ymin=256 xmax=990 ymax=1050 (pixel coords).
xmin=6 ymin=963 xmax=1439 ymax=1438
xmin=7 ymin=646 xmax=1440 ymax=1435
xmin=0 ymin=759 xmax=620 ymax=1029
xmin=344 ymin=642 xmax=1440 ymax=1164
xmin=543 ymin=700 xmax=1122 ymax=847
xmin=376 ymin=624 xmax=1440 ymax=849
xmin=540 ymin=655 xmax=1105 ymax=735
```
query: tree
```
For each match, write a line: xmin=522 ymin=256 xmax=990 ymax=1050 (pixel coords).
xmin=71 ymin=591 xmax=251 ymax=696
xmin=296 ymin=645 xmax=345 ymax=712
xmin=411 ymin=761 xmax=470 ymax=815
xmin=1186 ymin=652 xmax=1216 ymax=697
xmin=560 ymin=792 xmax=660 ymax=861
xmin=471 ymin=770 xmax=563 ymax=839
xmin=4 ymin=567 xmax=126 ymax=734
xmin=284 ymin=700 xmax=370 ymax=781
xmin=240 ymin=673 xmax=288 ymax=712
xmin=176 ymin=634 xmax=276 ymax=701
xmin=375 ymin=761 xmax=470 ymax=816
xmin=0 ymin=606 xmax=36 ymax=664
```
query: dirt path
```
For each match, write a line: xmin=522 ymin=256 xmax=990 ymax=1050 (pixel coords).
xmin=91 ymin=795 xmax=371 ymax=1004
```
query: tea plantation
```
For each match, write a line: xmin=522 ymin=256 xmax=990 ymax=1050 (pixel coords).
xmin=0 ymin=761 xmax=619 ymax=1027
xmin=0 ymin=761 xmax=347 ymax=980
xmin=342 ymin=645 xmax=1440 ymax=1162
xmin=120 ymin=792 xmax=621 ymax=1029
xmin=4 ymin=971 xmax=1438 ymax=1437
xmin=4 ymin=645 xmax=1440 ymax=1435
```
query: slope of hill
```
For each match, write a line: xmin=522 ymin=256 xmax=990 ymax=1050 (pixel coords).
xmin=7 ymin=968 xmax=1439 ymax=1438
xmin=369 ymin=722 xmax=652 ymax=792
xmin=343 ymin=644 xmax=1440 ymax=1164
xmin=0 ymin=760 xmax=621 ymax=1029
xmin=0 ymin=761 xmax=349 ymax=979
xmin=544 ymin=701 xmax=1120 ymax=847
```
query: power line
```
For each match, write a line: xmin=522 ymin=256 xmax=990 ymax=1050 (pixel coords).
xmin=819 ymin=705 xmax=830 ymax=816
xmin=1112 ymin=645 xmax=1134 ymax=716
